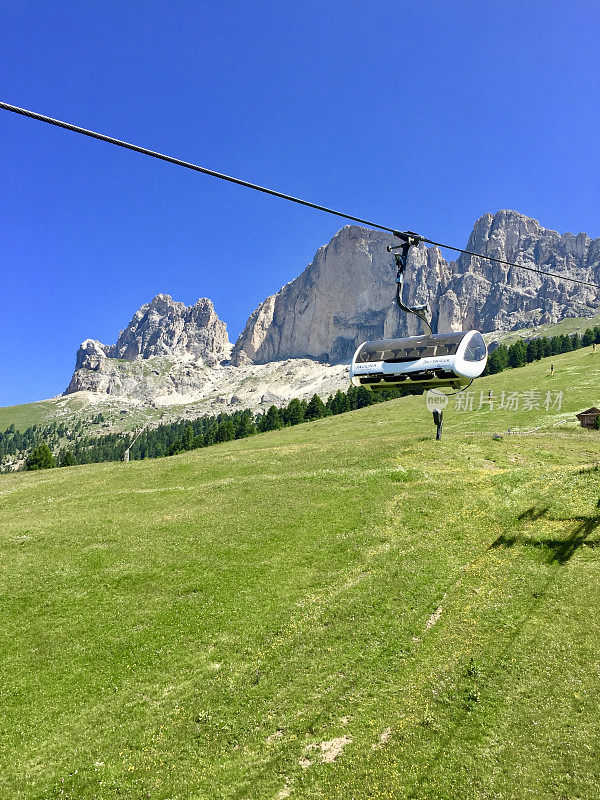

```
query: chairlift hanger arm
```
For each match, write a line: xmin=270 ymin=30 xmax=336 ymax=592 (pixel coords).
xmin=388 ymin=234 xmax=432 ymax=337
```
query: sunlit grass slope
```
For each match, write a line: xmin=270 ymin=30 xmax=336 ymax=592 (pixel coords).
xmin=0 ymin=394 xmax=165 ymax=435
xmin=1 ymin=347 xmax=600 ymax=799
xmin=486 ymin=310 xmax=600 ymax=345
xmin=0 ymin=395 xmax=91 ymax=432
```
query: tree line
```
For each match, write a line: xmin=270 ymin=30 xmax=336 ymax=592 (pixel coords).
xmin=483 ymin=326 xmax=600 ymax=374
xmin=3 ymin=385 xmax=412 ymax=471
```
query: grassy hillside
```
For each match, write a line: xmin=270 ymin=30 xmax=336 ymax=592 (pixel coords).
xmin=486 ymin=310 xmax=600 ymax=346
xmin=1 ymin=348 xmax=600 ymax=799
xmin=0 ymin=394 xmax=168 ymax=436
xmin=0 ymin=394 xmax=90 ymax=432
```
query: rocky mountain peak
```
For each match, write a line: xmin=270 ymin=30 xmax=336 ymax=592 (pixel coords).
xmin=437 ymin=210 xmax=600 ymax=332
xmin=110 ymin=294 xmax=230 ymax=363
xmin=66 ymin=295 xmax=230 ymax=395
xmin=231 ymin=225 xmax=410 ymax=365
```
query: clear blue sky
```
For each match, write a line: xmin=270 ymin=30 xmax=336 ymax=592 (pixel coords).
xmin=1 ymin=0 xmax=599 ymax=407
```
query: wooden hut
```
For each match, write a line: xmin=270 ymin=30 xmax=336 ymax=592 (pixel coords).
xmin=576 ymin=407 xmax=600 ymax=429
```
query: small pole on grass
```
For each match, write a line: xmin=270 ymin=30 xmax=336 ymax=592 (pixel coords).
xmin=433 ymin=409 xmax=443 ymax=440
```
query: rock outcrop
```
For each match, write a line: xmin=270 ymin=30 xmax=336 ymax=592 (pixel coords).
xmin=66 ymin=295 xmax=230 ymax=395
xmin=110 ymin=294 xmax=229 ymax=363
xmin=232 ymin=211 xmax=600 ymax=364
xmin=66 ymin=351 xmax=348 ymax=412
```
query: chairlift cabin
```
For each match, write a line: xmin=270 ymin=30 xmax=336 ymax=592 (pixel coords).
xmin=348 ymin=232 xmax=489 ymax=396
xmin=350 ymin=330 xmax=488 ymax=392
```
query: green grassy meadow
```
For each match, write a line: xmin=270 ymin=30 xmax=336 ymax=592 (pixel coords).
xmin=0 ymin=396 xmax=89 ymax=432
xmin=486 ymin=310 xmax=600 ymax=346
xmin=0 ymin=394 xmax=167 ymax=437
xmin=1 ymin=348 xmax=600 ymax=799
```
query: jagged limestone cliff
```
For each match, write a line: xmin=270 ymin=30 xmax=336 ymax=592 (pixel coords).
xmin=66 ymin=295 xmax=231 ymax=397
xmin=232 ymin=210 xmax=600 ymax=365
xmin=65 ymin=294 xmax=348 ymax=409
xmin=438 ymin=210 xmax=600 ymax=333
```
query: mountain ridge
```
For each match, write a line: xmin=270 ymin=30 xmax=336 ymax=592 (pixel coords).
xmin=63 ymin=209 xmax=600 ymax=408
xmin=233 ymin=209 xmax=600 ymax=364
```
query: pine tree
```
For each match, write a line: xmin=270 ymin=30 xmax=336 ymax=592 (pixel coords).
xmin=234 ymin=411 xmax=257 ymax=439
xmin=305 ymin=394 xmax=327 ymax=420
xmin=534 ymin=339 xmax=544 ymax=360
xmin=507 ymin=341 xmax=527 ymax=368
xmin=550 ymin=336 xmax=562 ymax=355
xmin=355 ymin=385 xmax=373 ymax=408
xmin=192 ymin=433 xmax=205 ymax=449
xmin=263 ymin=406 xmax=283 ymax=431
xmin=183 ymin=425 xmax=194 ymax=451
xmin=582 ymin=329 xmax=594 ymax=347
xmin=346 ymin=385 xmax=359 ymax=410
xmin=59 ymin=449 xmax=76 ymax=467
xmin=526 ymin=339 xmax=543 ymax=362
xmin=204 ymin=423 xmax=217 ymax=446
xmin=166 ymin=441 xmax=184 ymax=456
xmin=215 ymin=419 xmax=235 ymax=442
xmin=327 ymin=389 xmax=350 ymax=415
xmin=25 ymin=443 xmax=55 ymax=470
xmin=486 ymin=345 xmax=509 ymax=374
xmin=560 ymin=334 xmax=572 ymax=352
xmin=283 ymin=398 xmax=305 ymax=426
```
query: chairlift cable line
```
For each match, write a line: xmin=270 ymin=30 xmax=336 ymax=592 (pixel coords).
xmin=0 ymin=102 xmax=393 ymax=230
xmin=1 ymin=100 xmax=598 ymax=290
xmin=419 ymin=237 xmax=595 ymax=286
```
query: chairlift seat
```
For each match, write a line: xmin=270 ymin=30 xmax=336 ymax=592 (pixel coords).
xmin=350 ymin=330 xmax=488 ymax=391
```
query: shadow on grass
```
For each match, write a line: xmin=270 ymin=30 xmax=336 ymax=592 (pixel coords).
xmin=490 ymin=505 xmax=600 ymax=564
xmin=577 ymin=464 xmax=600 ymax=475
